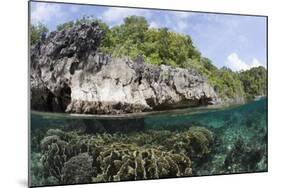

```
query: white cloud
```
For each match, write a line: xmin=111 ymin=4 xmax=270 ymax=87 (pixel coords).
xmin=31 ymin=3 xmax=65 ymax=24
xmin=163 ymin=12 xmax=193 ymax=33
xmin=251 ymin=58 xmax=264 ymax=67
xmin=100 ymin=7 xmax=192 ymax=33
xmin=226 ymin=53 xmax=249 ymax=71
xmin=100 ymin=7 xmax=151 ymax=26
xmin=149 ymin=21 xmax=160 ymax=29
xmin=225 ymin=53 xmax=265 ymax=71
xmin=99 ymin=7 xmax=195 ymax=33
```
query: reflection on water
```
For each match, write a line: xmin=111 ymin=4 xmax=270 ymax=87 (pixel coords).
xmin=30 ymin=98 xmax=267 ymax=187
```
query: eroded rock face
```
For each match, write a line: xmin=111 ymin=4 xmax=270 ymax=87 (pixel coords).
xmin=30 ymin=22 xmax=218 ymax=114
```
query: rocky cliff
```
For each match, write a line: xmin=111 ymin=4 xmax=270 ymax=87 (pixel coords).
xmin=30 ymin=22 xmax=218 ymax=114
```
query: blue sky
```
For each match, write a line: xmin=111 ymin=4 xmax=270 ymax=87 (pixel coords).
xmin=30 ymin=1 xmax=267 ymax=71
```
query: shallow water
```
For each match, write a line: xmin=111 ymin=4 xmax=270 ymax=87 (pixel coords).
xmin=30 ymin=98 xmax=267 ymax=187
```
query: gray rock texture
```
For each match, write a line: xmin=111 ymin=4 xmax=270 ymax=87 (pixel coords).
xmin=30 ymin=22 xmax=218 ymax=114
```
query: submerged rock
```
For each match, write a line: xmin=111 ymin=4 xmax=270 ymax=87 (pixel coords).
xmin=31 ymin=22 xmax=218 ymax=114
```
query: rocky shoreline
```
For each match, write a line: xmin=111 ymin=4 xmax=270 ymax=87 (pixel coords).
xmin=30 ymin=22 xmax=219 ymax=114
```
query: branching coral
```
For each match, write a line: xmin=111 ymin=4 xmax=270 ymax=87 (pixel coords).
xmin=40 ymin=129 xmax=121 ymax=182
xmin=94 ymin=143 xmax=192 ymax=182
xmin=38 ymin=126 xmax=214 ymax=184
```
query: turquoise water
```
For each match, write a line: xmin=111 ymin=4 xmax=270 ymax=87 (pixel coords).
xmin=146 ymin=98 xmax=267 ymax=130
xmin=30 ymin=98 xmax=267 ymax=186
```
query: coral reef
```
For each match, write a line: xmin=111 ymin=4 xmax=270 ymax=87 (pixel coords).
xmin=35 ymin=126 xmax=213 ymax=184
xmin=31 ymin=115 xmax=266 ymax=186
xmin=224 ymin=138 xmax=266 ymax=173
xmin=186 ymin=126 xmax=214 ymax=158
xmin=61 ymin=153 xmax=94 ymax=184
xmin=40 ymin=135 xmax=68 ymax=181
xmin=94 ymin=143 xmax=192 ymax=182
xmin=30 ymin=152 xmax=58 ymax=186
xmin=162 ymin=126 xmax=214 ymax=158
xmin=30 ymin=98 xmax=267 ymax=186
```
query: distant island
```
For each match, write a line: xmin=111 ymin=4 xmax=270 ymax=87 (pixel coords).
xmin=30 ymin=16 xmax=267 ymax=114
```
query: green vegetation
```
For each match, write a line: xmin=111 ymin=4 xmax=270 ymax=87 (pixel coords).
xmin=239 ymin=66 xmax=267 ymax=99
xmin=57 ymin=21 xmax=74 ymax=31
xmin=30 ymin=16 xmax=267 ymax=101
xmin=205 ymin=66 xmax=245 ymax=100
xmin=96 ymin=16 xmax=266 ymax=100
xmin=30 ymin=23 xmax=48 ymax=45
xmin=99 ymin=16 xmax=201 ymax=67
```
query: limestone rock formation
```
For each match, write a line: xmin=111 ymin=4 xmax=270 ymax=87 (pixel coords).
xmin=30 ymin=22 xmax=218 ymax=114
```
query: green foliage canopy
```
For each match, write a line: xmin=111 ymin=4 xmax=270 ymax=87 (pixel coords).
xmin=56 ymin=21 xmax=74 ymax=31
xmin=99 ymin=16 xmax=201 ymax=68
xmin=239 ymin=66 xmax=267 ymax=99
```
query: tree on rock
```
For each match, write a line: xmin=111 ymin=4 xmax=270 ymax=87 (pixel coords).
xmin=30 ymin=23 xmax=48 ymax=45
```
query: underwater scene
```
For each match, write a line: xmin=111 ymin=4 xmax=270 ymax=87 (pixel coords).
xmin=30 ymin=98 xmax=268 ymax=187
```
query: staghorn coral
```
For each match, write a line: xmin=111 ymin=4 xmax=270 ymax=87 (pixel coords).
xmin=94 ymin=143 xmax=192 ymax=182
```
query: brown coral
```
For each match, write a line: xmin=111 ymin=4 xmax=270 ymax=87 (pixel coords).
xmin=187 ymin=126 xmax=214 ymax=158
xmin=94 ymin=143 xmax=192 ymax=182
xmin=38 ymin=126 xmax=214 ymax=184
xmin=61 ymin=153 xmax=94 ymax=184
xmin=160 ymin=126 xmax=214 ymax=158
xmin=40 ymin=135 xmax=68 ymax=181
